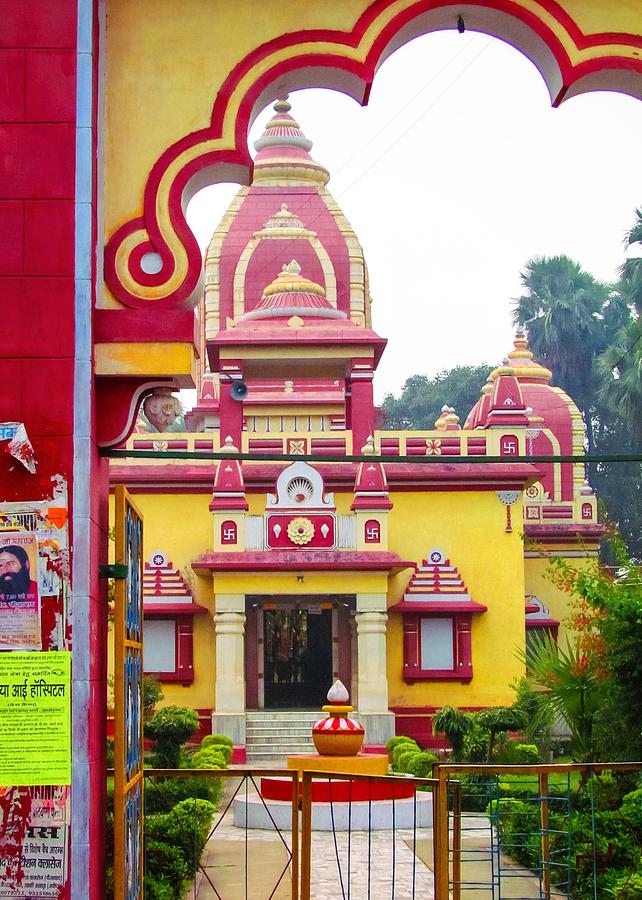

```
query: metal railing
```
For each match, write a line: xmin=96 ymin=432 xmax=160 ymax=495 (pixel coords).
xmin=110 ymin=762 xmax=642 ymax=899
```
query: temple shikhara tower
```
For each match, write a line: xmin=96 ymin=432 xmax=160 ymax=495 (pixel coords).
xmin=110 ymin=98 xmax=603 ymax=759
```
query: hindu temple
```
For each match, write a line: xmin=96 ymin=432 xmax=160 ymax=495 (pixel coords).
xmin=109 ymin=98 xmax=603 ymax=761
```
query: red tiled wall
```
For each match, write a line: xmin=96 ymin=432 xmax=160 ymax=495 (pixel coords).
xmin=0 ymin=4 xmax=77 ymax=500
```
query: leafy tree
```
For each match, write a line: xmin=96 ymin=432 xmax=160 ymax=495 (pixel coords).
xmin=547 ymin=541 xmax=642 ymax=762
xmin=598 ymin=208 xmax=642 ymax=441
xmin=432 ymin=706 xmax=473 ymax=762
xmin=512 ymin=255 xmax=618 ymax=453
xmin=476 ymin=706 xmax=527 ymax=763
xmin=381 ymin=364 xmax=492 ymax=430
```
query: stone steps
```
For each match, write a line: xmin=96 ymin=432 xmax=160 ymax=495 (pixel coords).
xmin=245 ymin=710 xmax=359 ymax=762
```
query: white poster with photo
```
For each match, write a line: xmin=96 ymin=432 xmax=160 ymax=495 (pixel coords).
xmin=0 ymin=533 xmax=41 ymax=650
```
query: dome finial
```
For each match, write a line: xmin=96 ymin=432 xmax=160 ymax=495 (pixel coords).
xmin=274 ymin=94 xmax=291 ymax=114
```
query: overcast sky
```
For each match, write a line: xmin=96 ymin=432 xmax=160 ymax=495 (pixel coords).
xmin=186 ymin=30 xmax=642 ymax=404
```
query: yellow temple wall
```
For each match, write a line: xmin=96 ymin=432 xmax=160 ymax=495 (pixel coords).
xmin=387 ymin=490 xmax=525 ymax=710
xmin=109 ymin=483 xmax=527 ymax=715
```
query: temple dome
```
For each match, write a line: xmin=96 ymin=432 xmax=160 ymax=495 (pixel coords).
xmin=252 ymin=97 xmax=330 ymax=185
xmin=242 ymin=260 xmax=346 ymax=321
xmin=200 ymin=93 xmax=372 ymax=379
xmin=465 ymin=329 xmax=586 ymax=501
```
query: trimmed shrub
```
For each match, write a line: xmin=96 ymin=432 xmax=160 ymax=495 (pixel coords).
xmin=386 ymin=735 xmax=418 ymax=754
xmin=144 ymin=706 xmax=200 ymax=768
xmin=395 ymin=749 xmax=421 ymax=773
xmin=406 ymin=751 xmax=438 ymax=779
xmin=202 ymin=733 xmax=233 ymax=749
xmin=145 ymin=773 xmax=221 ymax=814
xmin=146 ymin=799 xmax=216 ymax=880
xmin=392 ymin=740 xmax=419 ymax=768
xmin=191 ymin=748 xmax=226 ymax=769
xmin=199 ymin=741 xmax=232 ymax=764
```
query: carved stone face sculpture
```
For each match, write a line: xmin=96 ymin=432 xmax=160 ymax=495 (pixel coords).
xmin=143 ymin=390 xmax=180 ymax=432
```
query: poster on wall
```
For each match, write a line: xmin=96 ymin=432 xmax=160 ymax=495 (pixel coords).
xmin=0 ymin=652 xmax=71 ymax=788
xmin=0 ymin=533 xmax=41 ymax=650
xmin=0 ymin=786 xmax=69 ymax=898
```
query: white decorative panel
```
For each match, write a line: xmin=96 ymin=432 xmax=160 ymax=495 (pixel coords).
xmin=420 ymin=618 xmax=454 ymax=670
xmin=245 ymin=516 xmax=264 ymax=550
xmin=337 ymin=515 xmax=357 ymax=550
xmin=144 ymin=619 xmax=176 ymax=673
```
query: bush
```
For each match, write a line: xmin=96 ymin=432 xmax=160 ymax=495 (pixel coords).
xmin=143 ymin=874 xmax=175 ymax=900
xmin=145 ymin=773 xmax=222 ymax=814
xmin=395 ymin=748 xmax=420 ymax=773
xmin=144 ymin=706 xmax=200 ymax=768
xmin=197 ymin=741 xmax=232 ymax=764
xmin=406 ymin=751 xmax=438 ymax=779
xmin=146 ymin=799 xmax=216 ymax=880
xmin=607 ymin=869 xmax=642 ymax=899
xmin=144 ymin=839 xmax=188 ymax=899
xmin=386 ymin=735 xmax=419 ymax=754
xmin=498 ymin=741 xmax=540 ymax=765
xmin=192 ymin=748 xmax=226 ymax=769
xmin=202 ymin=734 xmax=233 ymax=749
xmin=391 ymin=739 xmax=419 ymax=767
xmin=619 ymin=787 xmax=642 ymax=825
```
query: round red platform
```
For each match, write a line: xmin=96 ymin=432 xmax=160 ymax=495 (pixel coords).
xmin=260 ymin=776 xmax=416 ymax=803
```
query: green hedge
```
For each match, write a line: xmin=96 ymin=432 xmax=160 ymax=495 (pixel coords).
xmin=391 ymin=740 xmax=419 ymax=768
xmin=386 ymin=735 xmax=418 ymax=754
xmin=202 ymin=733 xmax=233 ymax=749
xmin=198 ymin=740 xmax=232 ymax=764
xmin=406 ymin=751 xmax=438 ymax=779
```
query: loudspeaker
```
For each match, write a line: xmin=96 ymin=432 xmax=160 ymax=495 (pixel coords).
xmin=230 ymin=380 xmax=248 ymax=401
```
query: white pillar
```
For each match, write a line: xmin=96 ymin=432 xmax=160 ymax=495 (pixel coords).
xmin=355 ymin=593 xmax=395 ymax=745
xmin=212 ymin=593 xmax=246 ymax=745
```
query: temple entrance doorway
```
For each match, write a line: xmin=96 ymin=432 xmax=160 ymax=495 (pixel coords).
xmin=264 ymin=607 xmax=331 ymax=708
xmin=245 ymin=597 xmax=354 ymax=709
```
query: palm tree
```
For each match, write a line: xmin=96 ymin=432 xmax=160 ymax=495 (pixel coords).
xmin=598 ymin=210 xmax=642 ymax=439
xmin=512 ymin=255 xmax=613 ymax=453
xmin=515 ymin=633 xmax=600 ymax=762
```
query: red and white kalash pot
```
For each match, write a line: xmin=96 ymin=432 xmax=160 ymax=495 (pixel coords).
xmin=312 ymin=680 xmax=365 ymax=756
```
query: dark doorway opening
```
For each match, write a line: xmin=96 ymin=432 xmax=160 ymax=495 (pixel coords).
xmin=263 ymin=607 xmax=332 ymax=708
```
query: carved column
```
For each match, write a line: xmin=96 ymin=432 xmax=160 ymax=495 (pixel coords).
xmin=355 ymin=593 xmax=395 ymax=745
xmin=212 ymin=593 xmax=246 ymax=745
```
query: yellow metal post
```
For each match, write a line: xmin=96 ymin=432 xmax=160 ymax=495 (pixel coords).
xmin=300 ymin=773 xmax=313 ymax=900
xmin=434 ymin=767 xmax=450 ymax=900
xmin=113 ymin=485 xmax=145 ymax=900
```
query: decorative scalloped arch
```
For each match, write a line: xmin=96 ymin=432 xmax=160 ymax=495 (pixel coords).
xmin=104 ymin=0 xmax=642 ymax=311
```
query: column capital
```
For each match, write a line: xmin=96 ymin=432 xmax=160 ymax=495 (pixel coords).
xmin=214 ymin=593 xmax=245 ymax=613
xmin=356 ymin=592 xmax=387 ymax=613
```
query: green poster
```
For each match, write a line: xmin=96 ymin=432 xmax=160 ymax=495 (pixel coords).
xmin=0 ymin=651 xmax=71 ymax=786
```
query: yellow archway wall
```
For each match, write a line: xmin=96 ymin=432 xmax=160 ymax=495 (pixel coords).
xmin=101 ymin=0 xmax=642 ymax=310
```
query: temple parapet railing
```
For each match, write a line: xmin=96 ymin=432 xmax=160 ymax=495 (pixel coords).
xmin=116 ymin=429 xmax=594 ymax=525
